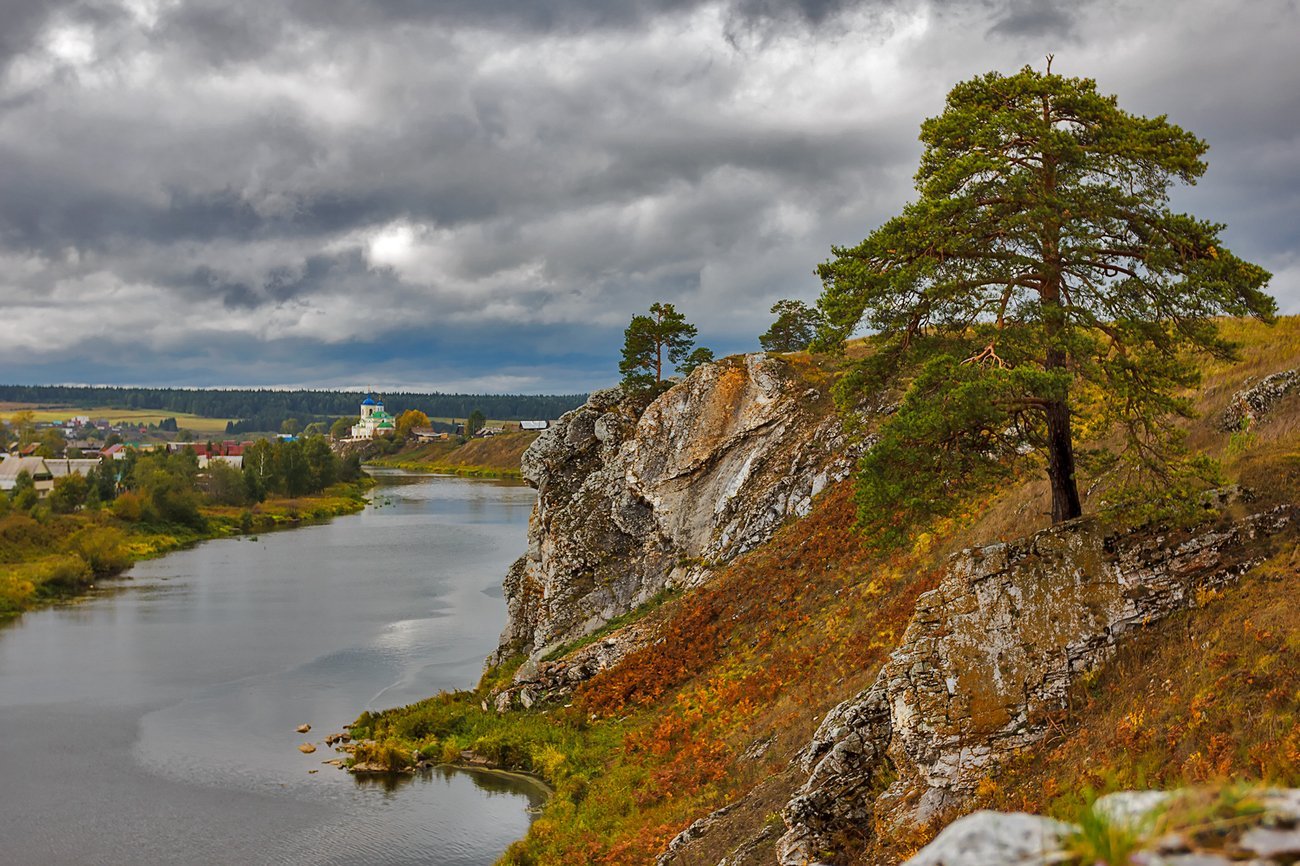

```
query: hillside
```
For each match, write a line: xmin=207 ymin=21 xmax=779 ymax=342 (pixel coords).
xmin=351 ymin=317 xmax=1300 ymax=865
xmin=365 ymin=431 xmax=541 ymax=477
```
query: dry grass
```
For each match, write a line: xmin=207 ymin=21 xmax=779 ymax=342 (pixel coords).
xmin=5 ymin=404 xmax=235 ymax=434
xmin=370 ymin=431 xmax=540 ymax=477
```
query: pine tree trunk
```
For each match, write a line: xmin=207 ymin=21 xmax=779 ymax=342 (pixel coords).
xmin=1044 ymin=393 xmax=1082 ymax=523
xmin=1037 ymin=113 xmax=1083 ymax=524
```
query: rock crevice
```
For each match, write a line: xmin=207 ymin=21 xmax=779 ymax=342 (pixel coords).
xmin=779 ymin=506 xmax=1298 ymax=865
xmin=494 ymin=354 xmax=854 ymax=683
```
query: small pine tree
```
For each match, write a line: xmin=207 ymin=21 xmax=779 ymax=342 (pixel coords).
xmin=619 ymin=302 xmax=704 ymax=397
xmin=759 ymin=299 xmax=822 ymax=353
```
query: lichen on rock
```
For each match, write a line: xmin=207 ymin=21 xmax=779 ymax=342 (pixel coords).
xmin=491 ymin=354 xmax=855 ymax=688
xmin=1220 ymin=367 xmax=1299 ymax=430
xmin=779 ymin=506 xmax=1299 ymax=865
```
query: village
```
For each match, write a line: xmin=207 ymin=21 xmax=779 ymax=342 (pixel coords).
xmin=0 ymin=394 xmax=551 ymax=498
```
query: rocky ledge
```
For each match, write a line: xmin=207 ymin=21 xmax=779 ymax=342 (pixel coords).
xmin=1221 ymin=366 xmax=1299 ymax=431
xmin=492 ymin=354 xmax=853 ymax=686
xmin=779 ymin=506 xmax=1298 ymax=865
xmin=902 ymin=788 xmax=1300 ymax=866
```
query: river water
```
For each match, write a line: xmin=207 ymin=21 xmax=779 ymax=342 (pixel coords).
xmin=0 ymin=471 xmax=544 ymax=866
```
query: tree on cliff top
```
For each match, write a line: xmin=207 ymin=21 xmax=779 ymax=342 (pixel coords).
xmin=619 ymin=303 xmax=704 ymax=397
xmin=816 ymin=60 xmax=1274 ymax=543
xmin=760 ymin=299 xmax=823 ymax=353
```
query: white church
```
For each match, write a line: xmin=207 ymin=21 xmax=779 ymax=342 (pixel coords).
xmin=350 ymin=394 xmax=397 ymax=439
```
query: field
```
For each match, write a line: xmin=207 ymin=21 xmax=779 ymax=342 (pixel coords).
xmin=2 ymin=405 xmax=234 ymax=435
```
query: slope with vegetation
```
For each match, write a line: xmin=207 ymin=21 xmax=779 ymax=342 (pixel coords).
xmin=362 ymin=431 xmax=542 ymax=478
xmin=344 ymin=316 xmax=1299 ymax=866
xmin=1 ymin=437 xmax=370 ymax=620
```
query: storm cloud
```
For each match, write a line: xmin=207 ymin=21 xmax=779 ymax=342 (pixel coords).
xmin=1 ymin=0 xmax=1297 ymax=392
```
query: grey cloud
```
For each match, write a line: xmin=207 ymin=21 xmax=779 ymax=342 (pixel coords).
xmin=1 ymin=0 xmax=1297 ymax=391
xmin=986 ymin=2 xmax=1076 ymax=39
xmin=0 ymin=0 xmax=75 ymax=69
xmin=155 ymin=1 xmax=289 ymax=68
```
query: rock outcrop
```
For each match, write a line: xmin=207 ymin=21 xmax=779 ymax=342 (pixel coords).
xmin=900 ymin=789 xmax=1300 ymax=866
xmin=779 ymin=506 xmax=1298 ymax=865
xmin=493 ymin=354 xmax=853 ymax=670
xmin=1221 ymin=367 xmax=1299 ymax=431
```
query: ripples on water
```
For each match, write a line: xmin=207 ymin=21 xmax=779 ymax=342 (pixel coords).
xmin=0 ymin=473 xmax=541 ymax=866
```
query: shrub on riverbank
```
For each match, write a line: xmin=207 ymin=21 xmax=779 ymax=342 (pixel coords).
xmin=0 ymin=479 xmax=371 ymax=621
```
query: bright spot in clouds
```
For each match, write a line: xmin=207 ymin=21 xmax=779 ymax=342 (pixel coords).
xmin=0 ymin=0 xmax=1296 ymax=392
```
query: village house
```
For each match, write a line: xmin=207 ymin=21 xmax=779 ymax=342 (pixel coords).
xmin=0 ymin=456 xmax=56 ymax=495
xmin=46 ymin=458 xmax=103 ymax=481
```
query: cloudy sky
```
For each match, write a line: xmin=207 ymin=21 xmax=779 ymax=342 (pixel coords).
xmin=1 ymin=0 xmax=1297 ymax=394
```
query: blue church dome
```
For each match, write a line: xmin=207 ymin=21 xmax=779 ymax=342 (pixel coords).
xmin=361 ymin=395 xmax=376 ymax=406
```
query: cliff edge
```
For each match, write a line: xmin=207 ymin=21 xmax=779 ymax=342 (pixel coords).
xmin=494 ymin=353 xmax=853 ymax=663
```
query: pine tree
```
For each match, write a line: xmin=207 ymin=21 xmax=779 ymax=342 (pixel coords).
xmin=816 ymin=60 xmax=1274 ymax=542
xmin=619 ymin=303 xmax=702 ymax=397
xmin=760 ymin=299 xmax=822 ymax=353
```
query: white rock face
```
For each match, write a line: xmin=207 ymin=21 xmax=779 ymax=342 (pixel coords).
xmin=494 ymin=354 xmax=854 ymax=663
xmin=779 ymin=507 xmax=1299 ymax=865
xmin=902 ymin=811 xmax=1072 ymax=866
xmin=897 ymin=790 xmax=1300 ymax=866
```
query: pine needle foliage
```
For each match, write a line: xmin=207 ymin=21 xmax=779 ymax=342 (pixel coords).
xmin=619 ymin=303 xmax=702 ymax=398
xmin=816 ymin=62 xmax=1275 ymax=545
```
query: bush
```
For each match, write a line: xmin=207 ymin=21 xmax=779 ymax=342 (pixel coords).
xmin=112 ymin=491 xmax=145 ymax=522
xmin=2 ymin=555 xmax=93 ymax=605
xmin=67 ymin=525 xmax=131 ymax=575
xmin=351 ymin=739 xmax=414 ymax=772
xmin=203 ymin=459 xmax=248 ymax=506
xmin=48 ymin=474 xmax=89 ymax=514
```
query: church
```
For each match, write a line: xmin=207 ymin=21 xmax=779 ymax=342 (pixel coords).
xmin=350 ymin=394 xmax=397 ymax=439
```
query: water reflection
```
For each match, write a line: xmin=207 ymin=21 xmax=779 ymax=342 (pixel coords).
xmin=350 ymin=764 xmax=549 ymax=807
xmin=0 ymin=473 xmax=541 ymax=866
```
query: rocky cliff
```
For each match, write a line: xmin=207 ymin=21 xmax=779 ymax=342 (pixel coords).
xmin=778 ymin=505 xmax=1299 ymax=865
xmin=493 ymin=354 xmax=853 ymax=668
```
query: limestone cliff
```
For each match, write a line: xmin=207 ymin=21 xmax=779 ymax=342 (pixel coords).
xmin=778 ymin=505 xmax=1299 ymax=865
xmin=494 ymin=353 xmax=853 ymax=665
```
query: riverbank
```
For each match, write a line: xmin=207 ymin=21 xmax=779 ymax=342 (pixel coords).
xmin=0 ymin=479 xmax=372 ymax=621
xmin=364 ymin=431 xmax=539 ymax=478
xmin=0 ymin=472 xmax=542 ymax=865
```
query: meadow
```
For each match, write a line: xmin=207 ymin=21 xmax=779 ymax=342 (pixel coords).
xmin=4 ymin=404 xmax=235 ymax=434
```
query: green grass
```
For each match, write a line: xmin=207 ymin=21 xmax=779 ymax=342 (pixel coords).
xmin=367 ymin=430 xmax=540 ymax=478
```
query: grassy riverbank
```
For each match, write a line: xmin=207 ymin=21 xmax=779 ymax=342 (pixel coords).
xmin=366 ymin=431 xmax=540 ymax=478
xmin=0 ymin=480 xmax=371 ymax=621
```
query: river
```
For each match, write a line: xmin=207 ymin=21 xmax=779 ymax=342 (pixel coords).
xmin=0 ymin=471 xmax=544 ymax=866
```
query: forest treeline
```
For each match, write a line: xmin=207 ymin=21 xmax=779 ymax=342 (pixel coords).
xmin=0 ymin=385 xmax=588 ymax=431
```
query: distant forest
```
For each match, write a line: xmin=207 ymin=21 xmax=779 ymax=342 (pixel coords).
xmin=0 ymin=385 xmax=588 ymax=434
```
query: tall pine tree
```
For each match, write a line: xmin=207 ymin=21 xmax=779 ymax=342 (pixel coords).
xmin=817 ymin=61 xmax=1273 ymax=542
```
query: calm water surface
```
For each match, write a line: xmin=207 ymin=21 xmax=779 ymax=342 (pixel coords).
xmin=0 ymin=471 xmax=544 ymax=865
